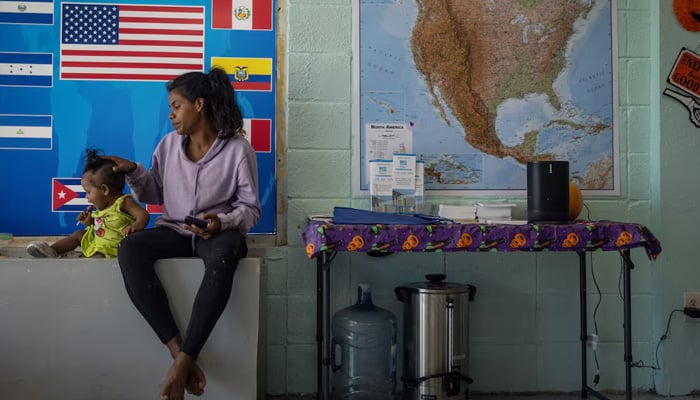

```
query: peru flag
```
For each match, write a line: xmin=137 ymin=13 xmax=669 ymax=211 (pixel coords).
xmin=212 ymin=0 xmax=273 ymax=31
xmin=242 ymin=118 xmax=271 ymax=153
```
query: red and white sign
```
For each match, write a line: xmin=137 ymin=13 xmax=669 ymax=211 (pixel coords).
xmin=668 ymin=47 xmax=700 ymax=98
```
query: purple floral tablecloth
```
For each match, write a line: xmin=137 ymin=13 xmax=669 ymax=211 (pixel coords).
xmin=302 ymin=220 xmax=662 ymax=261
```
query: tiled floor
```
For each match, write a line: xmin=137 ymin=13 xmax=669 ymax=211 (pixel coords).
xmin=267 ymin=392 xmax=700 ymax=400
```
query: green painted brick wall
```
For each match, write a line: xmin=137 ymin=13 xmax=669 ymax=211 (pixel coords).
xmin=264 ymin=0 xmax=700 ymax=396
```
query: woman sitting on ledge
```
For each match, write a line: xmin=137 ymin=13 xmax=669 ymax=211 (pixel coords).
xmin=104 ymin=67 xmax=261 ymax=400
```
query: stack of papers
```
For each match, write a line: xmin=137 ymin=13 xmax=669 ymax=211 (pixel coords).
xmin=438 ymin=204 xmax=477 ymax=223
xmin=480 ymin=219 xmax=528 ymax=225
xmin=307 ymin=213 xmax=333 ymax=223
xmin=476 ymin=202 xmax=518 ymax=223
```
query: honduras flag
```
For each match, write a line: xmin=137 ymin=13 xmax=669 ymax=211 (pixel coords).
xmin=0 ymin=52 xmax=53 ymax=87
xmin=52 ymin=177 xmax=90 ymax=212
xmin=0 ymin=0 xmax=54 ymax=25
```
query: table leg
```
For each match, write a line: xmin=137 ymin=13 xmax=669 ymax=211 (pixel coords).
xmin=316 ymin=251 xmax=335 ymax=400
xmin=316 ymin=253 xmax=323 ymax=399
xmin=579 ymin=250 xmax=636 ymax=400
xmin=621 ymin=250 xmax=634 ymax=400
xmin=578 ymin=251 xmax=589 ymax=399
xmin=579 ymin=251 xmax=614 ymax=400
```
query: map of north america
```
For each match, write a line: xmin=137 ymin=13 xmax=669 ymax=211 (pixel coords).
xmin=359 ymin=0 xmax=616 ymax=192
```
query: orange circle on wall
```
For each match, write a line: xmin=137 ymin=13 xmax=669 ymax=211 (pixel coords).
xmin=674 ymin=0 xmax=700 ymax=32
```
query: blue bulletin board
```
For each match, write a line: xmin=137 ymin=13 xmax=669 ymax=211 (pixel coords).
xmin=0 ymin=0 xmax=277 ymax=235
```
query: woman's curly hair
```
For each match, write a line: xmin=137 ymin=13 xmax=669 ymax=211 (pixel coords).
xmin=166 ymin=68 xmax=243 ymax=138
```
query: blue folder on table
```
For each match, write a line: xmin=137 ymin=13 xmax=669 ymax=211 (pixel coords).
xmin=332 ymin=206 xmax=448 ymax=225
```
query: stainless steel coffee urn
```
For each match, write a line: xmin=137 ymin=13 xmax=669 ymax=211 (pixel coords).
xmin=395 ymin=274 xmax=476 ymax=400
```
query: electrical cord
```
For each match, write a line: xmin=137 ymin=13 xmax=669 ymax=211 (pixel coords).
xmin=615 ymin=252 xmax=680 ymax=370
xmin=582 ymin=203 xmax=591 ymax=221
xmin=580 ymin=203 xmax=676 ymax=376
xmin=630 ymin=309 xmax=683 ymax=370
xmin=590 ymin=251 xmax=602 ymax=384
xmin=617 ymin=255 xmax=624 ymax=301
xmin=574 ymin=204 xmax=677 ymax=377
xmin=582 ymin=203 xmax=601 ymax=384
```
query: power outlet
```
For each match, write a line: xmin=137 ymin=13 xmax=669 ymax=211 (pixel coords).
xmin=685 ymin=292 xmax=700 ymax=308
xmin=684 ymin=292 xmax=700 ymax=321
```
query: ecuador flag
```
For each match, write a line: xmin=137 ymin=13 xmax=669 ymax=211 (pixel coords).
xmin=212 ymin=57 xmax=272 ymax=92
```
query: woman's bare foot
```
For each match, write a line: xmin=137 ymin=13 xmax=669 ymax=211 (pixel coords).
xmin=160 ymin=353 xmax=192 ymax=400
xmin=164 ymin=337 xmax=206 ymax=396
xmin=187 ymin=363 xmax=206 ymax=396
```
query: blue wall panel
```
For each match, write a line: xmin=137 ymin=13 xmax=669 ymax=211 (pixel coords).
xmin=0 ymin=0 xmax=277 ymax=235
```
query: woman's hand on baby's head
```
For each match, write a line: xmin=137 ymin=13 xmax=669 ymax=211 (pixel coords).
xmin=101 ymin=155 xmax=137 ymax=173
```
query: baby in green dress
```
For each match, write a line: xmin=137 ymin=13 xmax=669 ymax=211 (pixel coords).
xmin=27 ymin=149 xmax=150 ymax=258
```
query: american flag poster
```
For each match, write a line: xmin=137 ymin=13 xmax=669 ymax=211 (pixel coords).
xmin=60 ymin=2 xmax=205 ymax=81
xmin=212 ymin=0 xmax=272 ymax=31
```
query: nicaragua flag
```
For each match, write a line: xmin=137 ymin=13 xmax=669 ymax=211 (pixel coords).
xmin=52 ymin=177 xmax=90 ymax=211
xmin=212 ymin=0 xmax=272 ymax=31
xmin=211 ymin=56 xmax=272 ymax=91
xmin=0 ymin=52 xmax=53 ymax=87
xmin=241 ymin=118 xmax=271 ymax=152
xmin=0 ymin=0 xmax=54 ymax=25
xmin=0 ymin=114 xmax=52 ymax=150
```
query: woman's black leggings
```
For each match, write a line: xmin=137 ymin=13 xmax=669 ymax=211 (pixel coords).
xmin=117 ymin=226 xmax=248 ymax=359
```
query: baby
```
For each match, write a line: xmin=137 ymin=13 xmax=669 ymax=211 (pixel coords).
xmin=27 ymin=149 xmax=150 ymax=258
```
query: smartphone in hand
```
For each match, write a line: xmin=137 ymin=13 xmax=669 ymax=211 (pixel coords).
xmin=185 ymin=216 xmax=208 ymax=229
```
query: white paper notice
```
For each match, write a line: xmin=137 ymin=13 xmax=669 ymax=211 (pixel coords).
xmin=365 ymin=123 xmax=412 ymax=181
xmin=369 ymin=160 xmax=393 ymax=197
xmin=392 ymin=153 xmax=416 ymax=190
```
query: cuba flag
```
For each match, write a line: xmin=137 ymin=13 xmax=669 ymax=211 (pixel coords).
xmin=0 ymin=0 xmax=54 ymax=25
xmin=211 ymin=56 xmax=272 ymax=91
xmin=52 ymin=177 xmax=90 ymax=212
xmin=0 ymin=52 xmax=53 ymax=87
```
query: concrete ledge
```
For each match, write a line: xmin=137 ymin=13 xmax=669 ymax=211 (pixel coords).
xmin=0 ymin=255 xmax=263 ymax=400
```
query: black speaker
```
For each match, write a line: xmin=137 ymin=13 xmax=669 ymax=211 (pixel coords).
xmin=527 ymin=161 xmax=569 ymax=224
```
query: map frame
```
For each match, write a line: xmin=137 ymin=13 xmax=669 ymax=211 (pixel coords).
xmin=352 ymin=0 xmax=620 ymax=197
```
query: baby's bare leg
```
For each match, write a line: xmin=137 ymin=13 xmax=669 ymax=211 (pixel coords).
xmin=51 ymin=230 xmax=84 ymax=255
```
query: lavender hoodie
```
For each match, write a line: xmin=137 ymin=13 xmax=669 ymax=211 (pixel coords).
xmin=126 ymin=131 xmax=261 ymax=235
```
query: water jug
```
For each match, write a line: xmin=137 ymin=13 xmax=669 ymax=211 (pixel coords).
xmin=395 ymin=274 xmax=476 ymax=400
xmin=331 ymin=283 xmax=397 ymax=400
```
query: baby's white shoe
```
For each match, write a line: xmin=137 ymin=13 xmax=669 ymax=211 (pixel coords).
xmin=26 ymin=241 xmax=58 ymax=258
